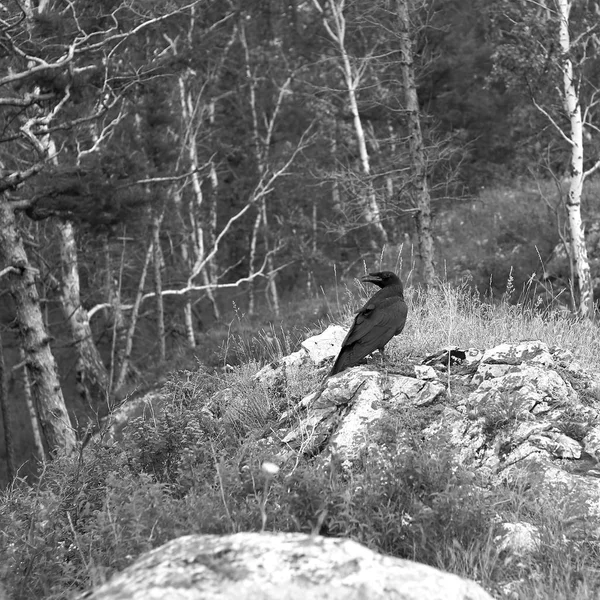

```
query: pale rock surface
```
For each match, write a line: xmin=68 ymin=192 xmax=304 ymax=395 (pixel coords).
xmin=281 ymin=369 xmax=444 ymax=461
xmin=82 ymin=532 xmax=494 ymax=600
xmin=300 ymin=324 xmax=347 ymax=363
xmin=583 ymin=425 xmax=600 ymax=461
xmin=495 ymin=522 xmax=541 ymax=555
xmin=479 ymin=340 xmax=554 ymax=366
xmin=254 ymin=325 xmax=348 ymax=387
xmin=272 ymin=339 xmax=600 ymax=541
xmin=414 ymin=364 xmax=438 ymax=380
xmin=100 ymin=390 xmax=164 ymax=445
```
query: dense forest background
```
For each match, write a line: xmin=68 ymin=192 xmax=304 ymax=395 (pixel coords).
xmin=2 ymin=0 xmax=600 ymax=484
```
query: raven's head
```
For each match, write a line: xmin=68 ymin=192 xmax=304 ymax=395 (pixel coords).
xmin=361 ymin=271 xmax=402 ymax=288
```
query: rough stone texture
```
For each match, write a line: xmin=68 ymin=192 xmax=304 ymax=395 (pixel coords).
xmin=253 ymin=325 xmax=349 ymax=388
xmin=99 ymin=390 xmax=164 ymax=445
xmin=583 ymin=425 xmax=600 ymax=462
xmin=479 ymin=340 xmax=554 ymax=366
xmin=271 ymin=339 xmax=600 ymax=542
xmin=300 ymin=325 xmax=347 ymax=363
xmin=254 ymin=349 xmax=309 ymax=388
xmin=82 ymin=532 xmax=494 ymax=600
xmin=414 ymin=365 xmax=438 ymax=380
xmin=280 ymin=369 xmax=444 ymax=461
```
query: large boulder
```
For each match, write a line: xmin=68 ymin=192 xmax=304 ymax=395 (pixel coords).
xmin=81 ymin=532 xmax=493 ymax=600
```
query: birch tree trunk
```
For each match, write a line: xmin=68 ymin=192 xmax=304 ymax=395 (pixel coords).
xmin=178 ymin=74 xmax=220 ymax=323
xmin=397 ymin=0 xmax=435 ymax=287
xmin=247 ymin=209 xmax=263 ymax=316
xmin=557 ymin=0 xmax=594 ymax=318
xmin=173 ymin=188 xmax=197 ymax=348
xmin=114 ymin=240 xmax=153 ymax=393
xmin=0 ymin=199 xmax=75 ymax=454
xmin=241 ymin=23 xmax=283 ymax=316
xmin=313 ymin=0 xmax=388 ymax=249
xmin=57 ymin=220 xmax=109 ymax=407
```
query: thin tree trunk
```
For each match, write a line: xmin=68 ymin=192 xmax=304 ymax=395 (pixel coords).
xmin=178 ymin=75 xmax=220 ymax=321
xmin=207 ymin=102 xmax=221 ymax=319
xmin=151 ymin=213 xmax=166 ymax=361
xmin=114 ymin=240 xmax=153 ymax=393
xmin=247 ymin=208 xmax=262 ymax=316
xmin=104 ymin=234 xmax=127 ymax=396
xmin=261 ymin=201 xmax=280 ymax=317
xmin=19 ymin=346 xmax=45 ymax=460
xmin=57 ymin=220 xmax=109 ymax=407
xmin=397 ymin=0 xmax=435 ymax=287
xmin=339 ymin=50 xmax=387 ymax=247
xmin=173 ymin=188 xmax=197 ymax=347
xmin=313 ymin=0 xmax=388 ymax=249
xmin=0 ymin=330 xmax=15 ymax=481
xmin=240 ymin=24 xmax=285 ymax=315
xmin=0 ymin=199 xmax=75 ymax=454
xmin=557 ymin=0 xmax=594 ymax=317
xmin=386 ymin=120 xmax=396 ymax=202
xmin=312 ymin=197 xmax=318 ymax=255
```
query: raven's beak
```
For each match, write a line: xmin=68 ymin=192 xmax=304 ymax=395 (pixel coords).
xmin=361 ymin=273 xmax=381 ymax=285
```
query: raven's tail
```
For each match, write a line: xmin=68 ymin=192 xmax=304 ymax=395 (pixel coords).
xmin=329 ymin=350 xmax=349 ymax=377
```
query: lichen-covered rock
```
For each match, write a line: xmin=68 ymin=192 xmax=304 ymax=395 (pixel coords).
xmin=99 ymin=389 xmax=165 ymax=445
xmin=479 ymin=340 xmax=554 ymax=366
xmin=81 ymin=532 xmax=494 ymax=600
xmin=270 ymin=338 xmax=600 ymax=541
xmin=280 ymin=369 xmax=444 ymax=462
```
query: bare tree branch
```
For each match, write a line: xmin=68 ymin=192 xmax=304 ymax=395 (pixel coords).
xmin=532 ymin=97 xmax=575 ymax=146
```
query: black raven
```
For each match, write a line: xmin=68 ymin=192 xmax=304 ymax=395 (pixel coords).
xmin=330 ymin=271 xmax=408 ymax=376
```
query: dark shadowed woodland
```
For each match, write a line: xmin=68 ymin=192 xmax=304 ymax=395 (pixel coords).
xmin=2 ymin=1 xmax=600 ymax=599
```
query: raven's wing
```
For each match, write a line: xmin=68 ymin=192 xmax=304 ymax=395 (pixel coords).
xmin=343 ymin=296 xmax=406 ymax=352
xmin=330 ymin=296 xmax=407 ymax=375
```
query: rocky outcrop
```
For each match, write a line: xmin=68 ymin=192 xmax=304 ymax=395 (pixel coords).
xmin=259 ymin=332 xmax=600 ymax=544
xmin=279 ymin=368 xmax=444 ymax=461
xmin=81 ymin=532 xmax=494 ymax=600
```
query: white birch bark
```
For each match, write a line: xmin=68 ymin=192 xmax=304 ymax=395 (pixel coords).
xmin=114 ymin=240 xmax=153 ymax=393
xmin=240 ymin=24 xmax=287 ymax=315
xmin=57 ymin=220 xmax=110 ymax=406
xmin=557 ymin=0 xmax=594 ymax=317
xmin=178 ymin=75 xmax=220 ymax=326
xmin=313 ymin=0 xmax=388 ymax=248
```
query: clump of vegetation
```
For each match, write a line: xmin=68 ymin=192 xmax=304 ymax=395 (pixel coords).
xmin=3 ymin=281 xmax=600 ymax=600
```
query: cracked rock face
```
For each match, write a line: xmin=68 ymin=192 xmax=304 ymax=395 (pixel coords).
xmin=268 ymin=337 xmax=600 ymax=539
xmin=81 ymin=532 xmax=494 ymax=600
